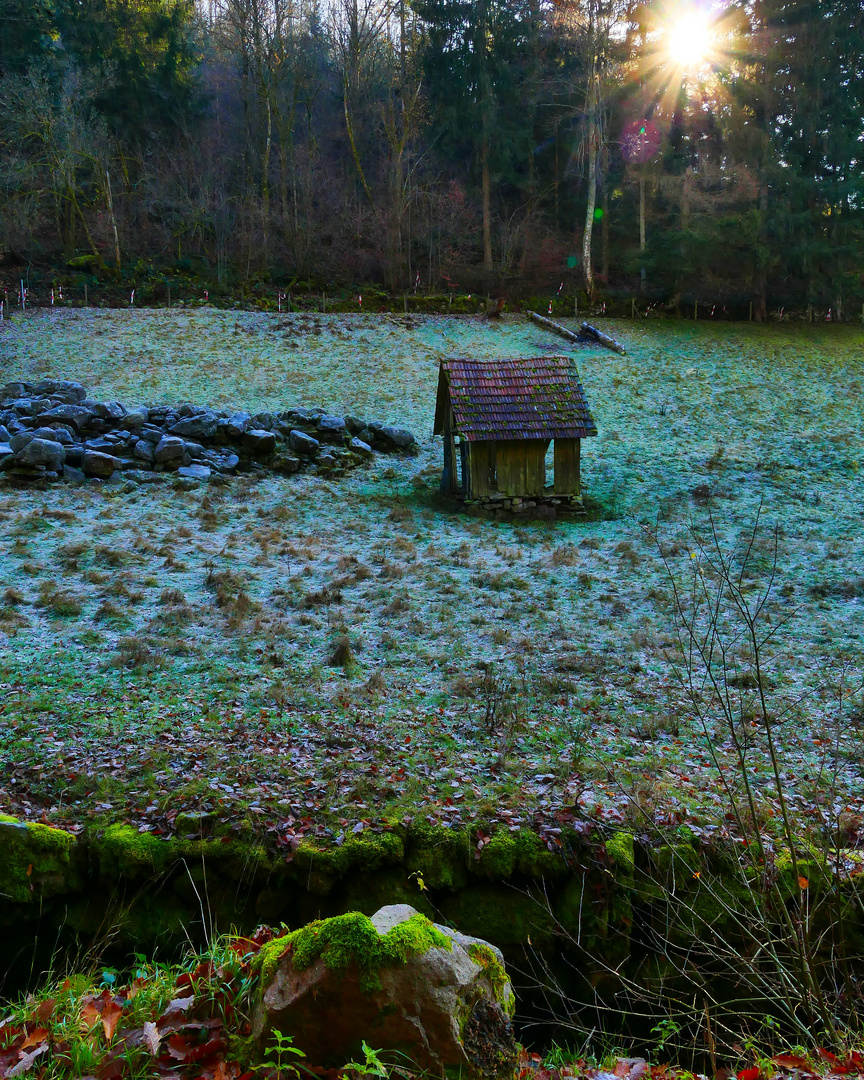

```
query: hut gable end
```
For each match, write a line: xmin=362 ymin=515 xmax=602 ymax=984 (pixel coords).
xmin=433 ymin=357 xmax=597 ymax=442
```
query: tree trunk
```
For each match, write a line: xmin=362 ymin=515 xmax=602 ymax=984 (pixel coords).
xmin=639 ymin=176 xmax=646 ymax=293
xmin=481 ymin=133 xmax=492 ymax=273
xmin=582 ymin=119 xmax=598 ymax=302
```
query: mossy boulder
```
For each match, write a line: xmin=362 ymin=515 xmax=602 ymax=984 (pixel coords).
xmin=253 ymin=905 xmax=517 ymax=1079
xmin=0 ymin=817 xmax=80 ymax=904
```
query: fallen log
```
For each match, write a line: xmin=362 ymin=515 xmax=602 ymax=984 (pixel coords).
xmin=579 ymin=321 xmax=626 ymax=354
xmin=526 ymin=309 xmax=626 ymax=354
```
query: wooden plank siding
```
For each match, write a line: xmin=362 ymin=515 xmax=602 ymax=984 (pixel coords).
xmin=553 ymin=438 xmax=581 ymax=495
xmin=495 ymin=439 xmax=549 ymax=497
xmin=466 ymin=441 xmax=496 ymax=497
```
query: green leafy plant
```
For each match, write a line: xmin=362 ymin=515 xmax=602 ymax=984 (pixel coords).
xmin=254 ymin=1029 xmax=306 ymax=1079
xmin=343 ymin=1040 xmax=389 ymax=1078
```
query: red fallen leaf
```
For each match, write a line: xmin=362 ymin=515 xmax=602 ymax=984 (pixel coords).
xmin=97 ymin=1057 xmax=128 ymax=1080
xmin=819 ymin=1051 xmax=840 ymax=1065
xmin=81 ymin=1000 xmax=102 ymax=1032
xmin=228 ymin=938 xmax=261 ymax=958
xmin=101 ymin=1000 xmax=124 ymax=1045
xmin=738 ymin=1069 xmax=761 ymax=1080
xmin=19 ymin=1027 xmax=49 ymax=1050
xmin=35 ymin=999 xmax=55 ymax=1024
xmin=773 ymin=1055 xmax=812 ymax=1069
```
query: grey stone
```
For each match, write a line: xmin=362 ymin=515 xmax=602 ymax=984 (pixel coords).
xmin=33 ymin=379 xmax=87 ymax=403
xmin=138 ymin=425 xmax=164 ymax=444
xmin=15 ymin=438 xmax=65 ymax=468
xmin=84 ymin=436 xmax=120 ymax=454
xmin=33 ymin=426 xmax=75 ymax=446
xmin=272 ymin=452 xmax=300 ymax=474
xmin=349 ymin=437 xmax=373 ymax=459
xmin=153 ymin=436 xmax=186 ymax=464
xmin=35 ymin=404 xmax=93 ymax=431
xmin=90 ymin=400 xmax=126 ymax=423
xmin=133 ymin=439 xmax=155 ymax=463
xmin=203 ymin=450 xmax=240 ymax=473
xmin=170 ymin=411 xmax=218 ymax=440
xmin=377 ymin=424 xmax=416 ymax=450
xmin=63 ymin=465 xmax=86 ymax=485
xmin=254 ymin=904 xmax=517 ymax=1080
xmin=1 ymin=382 xmax=28 ymax=400
xmin=125 ymin=470 xmax=164 ymax=485
xmin=9 ymin=432 xmax=34 ymax=453
xmin=317 ymin=414 xmax=347 ymax=441
xmin=178 ymin=464 xmax=211 ymax=480
xmin=344 ymin=415 xmax=365 ymax=435
xmin=243 ymin=428 xmax=276 ymax=456
xmin=174 ymin=477 xmax=200 ymax=491
xmin=83 ymin=451 xmax=122 ymax=477
xmin=317 ymin=452 xmax=338 ymax=468
xmin=0 ymin=443 xmax=12 ymax=459
xmin=125 ymin=405 xmax=149 ymax=430
xmin=0 ymin=425 xmax=11 ymax=443
xmin=184 ymin=441 xmax=206 ymax=459
xmin=288 ymin=429 xmax=319 ymax=456
xmin=250 ymin=411 xmax=275 ymax=431
xmin=226 ymin=412 xmax=251 ymax=439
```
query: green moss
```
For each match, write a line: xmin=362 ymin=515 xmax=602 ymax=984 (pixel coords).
xmin=99 ymin=824 xmax=179 ymax=877
xmin=466 ymin=942 xmax=513 ymax=1015
xmin=0 ymin=818 xmax=79 ymax=904
xmin=280 ymin=910 xmax=452 ymax=993
xmin=253 ymin=934 xmax=293 ymax=989
xmin=473 ymin=830 xmax=565 ymax=880
xmin=288 ymin=831 xmax=405 ymax=893
xmin=605 ymin=832 xmax=635 ymax=886
xmin=405 ymin=825 xmax=471 ymax=891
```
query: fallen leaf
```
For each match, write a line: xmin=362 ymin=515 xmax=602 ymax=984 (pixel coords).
xmin=143 ymin=1021 xmax=160 ymax=1056
xmin=35 ymin=1000 xmax=55 ymax=1024
xmin=101 ymin=1001 xmax=124 ymax=1045
xmin=798 ymin=876 xmax=809 ymax=890
xmin=737 ymin=1068 xmax=761 ymax=1080
xmin=19 ymin=1028 xmax=49 ymax=1051
xmin=6 ymin=1043 xmax=48 ymax=1077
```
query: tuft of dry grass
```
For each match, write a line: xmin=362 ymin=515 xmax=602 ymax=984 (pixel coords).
xmin=36 ymin=580 xmax=83 ymax=617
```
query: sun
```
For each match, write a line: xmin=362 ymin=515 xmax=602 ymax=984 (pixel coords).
xmin=665 ymin=10 xmax=713 ymax=69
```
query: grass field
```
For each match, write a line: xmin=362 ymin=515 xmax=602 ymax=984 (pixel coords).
xmin=1 ymin=309 xmax=862 ymax=845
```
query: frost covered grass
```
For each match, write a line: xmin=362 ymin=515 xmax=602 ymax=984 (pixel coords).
xmin=0 ymin=310 xmax=863 ymax=842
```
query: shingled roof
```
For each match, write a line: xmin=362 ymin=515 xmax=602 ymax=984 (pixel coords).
xmin=434 ymin=356 xmax=598 ymax=442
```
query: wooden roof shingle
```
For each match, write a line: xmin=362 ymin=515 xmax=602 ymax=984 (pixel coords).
xmin=434 ymin=356 xmax=598 ymax=442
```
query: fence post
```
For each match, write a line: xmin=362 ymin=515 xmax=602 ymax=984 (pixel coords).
xmin=84 ymin=283 xmax=88 ymax=307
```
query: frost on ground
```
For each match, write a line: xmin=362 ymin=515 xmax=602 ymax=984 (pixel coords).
xmin=0 ymin=309 xmax=862 ymax=842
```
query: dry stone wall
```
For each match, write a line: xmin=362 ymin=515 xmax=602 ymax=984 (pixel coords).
xmin=0 ymin=378 xmax=417 ymax=487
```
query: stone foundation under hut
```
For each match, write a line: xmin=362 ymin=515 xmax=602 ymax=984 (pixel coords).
xmin=0 ymin=378 xmax=416 ymax=488
xmin=459 ymin=493 xmax=587 ymax=519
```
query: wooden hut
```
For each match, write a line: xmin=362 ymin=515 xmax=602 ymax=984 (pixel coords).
xmin=433 ymin=356 xmax=597 ymax=502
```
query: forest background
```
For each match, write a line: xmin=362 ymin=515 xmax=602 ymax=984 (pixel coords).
xmin=0 ymin=0 xmax=862 ymax=319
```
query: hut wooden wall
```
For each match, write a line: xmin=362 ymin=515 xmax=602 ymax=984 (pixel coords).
xmin=466 ymin=441 xmax=496 ymax=497
xmin=553 ymin=438 xmax=580 ymax=495
xmin=495 ymin=439 xmax=548 ymax=497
